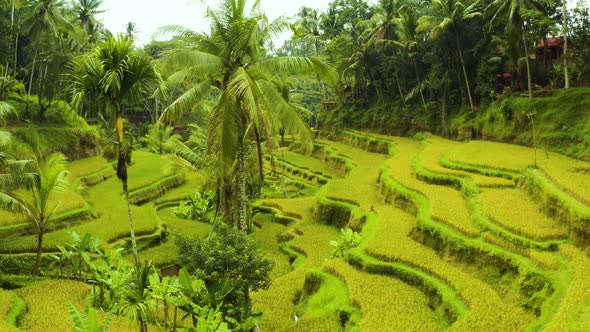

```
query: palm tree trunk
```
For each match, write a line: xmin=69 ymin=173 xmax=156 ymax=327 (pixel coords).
xmin=454 ymin=32 xmax=475 ymax=111
xmin=26 ymin=46 xmax=39 ymax=113
xmin=563 ymin=0 xmax=569 ymax=89
xmin=253 ymin=126 xmax=264 ymax=186
xmin=12 ymin=5 xmax=19 ymax=77
xmin=124 ymin=189 xmax=139 ymax=261
xmin=115 ymin=110 xmax=139 ymax=262
xmin=522 ymin=33 xmax=533 ymax=99
xmin=393 ymin=70 xmax=405 ymax=105
xmin=236 ymin=131 xmax=248 ymax=234
xmin=413 ymin=59 xmax=427 ymax=110
xmin=34 ymin=228 xmax=44 ymax=275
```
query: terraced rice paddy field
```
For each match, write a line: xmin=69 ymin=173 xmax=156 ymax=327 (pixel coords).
xmin=2 ymin=130 xmax=590 ymax=331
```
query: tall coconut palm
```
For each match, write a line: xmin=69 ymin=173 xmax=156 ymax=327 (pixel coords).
xmin=69 ymin=34 xmax=162 ymax=260
xmin=418 ymin=0 xmax=481 ymax=111
xmin=487 ymin=0 xmax=546 ymax=98
xmin=159 ymin=0 xmax=335 ymax=232
xmin=394 ymin=8 xmax=428 ymax=110
xmin=22 ymin=0 xmax=68 ymax=100
xmin=72 ymin=0 xmax=104 ymax=35
xmin=0 ymin=153 xmax=68 ymax=275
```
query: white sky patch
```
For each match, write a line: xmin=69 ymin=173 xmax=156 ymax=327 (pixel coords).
xmin=97 ymin=0 xmax=346 ymax=46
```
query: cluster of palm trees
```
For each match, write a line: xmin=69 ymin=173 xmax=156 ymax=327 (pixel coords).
xmin=286 ymin=0 xmax=573 ymax=119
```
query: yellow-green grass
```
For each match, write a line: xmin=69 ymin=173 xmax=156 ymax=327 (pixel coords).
xmin=154 ymin=172 xmax=205 ymax=205
xmin=448 ymin=140 xmax=590 ymax=204
xmin=252 ymin=197 xmax=341 ymax=331
xmin=328 ymin=259 xmax=447 ymax=331
xmin=138 ymin=209 xmax=211 ymax=267
xmin=126 ymin=151 xmax=171 ymax=191
xmin=0 ymin=177 xmax=161 ymax=253
xmin=385 ymin=138 xmax=480 ymax=237
xmin=364 ymin=204 xmax=535 ymax=330
xmin=281 ymin=149 xmax=339 ymax=178
xmin=541 ymin=244 xmax=590 ymax=331
xmin=68 ymin=156 xmax=110 ymax=178
xmin=420 ymin=136 xmax=515 ymax=187
xmin=251 ymin=214 xmax=292 ymax=278
xmin=0 ymin=289 xmax=20 ymax=332
xmin=480 ymin=188 xmax=569 ymax=240
xmin=16 ymin=279 xmax=89 ymax=331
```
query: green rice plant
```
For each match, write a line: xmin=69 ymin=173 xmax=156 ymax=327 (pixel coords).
xmin=126 ymin=151 xmax=172 ymax=191
xmin=480 ymin=189 xmax=569 ymax=240
xmin=68 ymin=156 xmax=110 ymax=178
xmin=16 ymin=279 xmax=90 ymax=331
xmin=154 ymin=172 xmax=205 ymax=204
xmin=78 ymin=167 xmax=116 ymax=186
xmin=128 ymin=173 xmax=186 ymax=205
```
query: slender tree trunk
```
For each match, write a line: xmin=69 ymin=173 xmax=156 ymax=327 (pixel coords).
xmin=454 ymin=31 xmax=475 ymax=111
xmin=253 ymin=126 xmax=264 ymax=186
xmin=115 ymin=109 xmax=139 ymax=262
xmin=12 ymin=6 xmax=19 ymax=77
xmin=563 ymin=0 xmax=569 ymax=88
xmin=413 ymin=59 xmax=427 ymax=111
xmin=223 ymin=183 xmax=233 ymax=227
xmin=236 ymin=127 xmax=248 ymax=234
xmin=522 ymin=32 xmax=533 ymax=99
xmin=26 ymin=47 xmax=39 ymax=113
xmin=34 ymin=228 xmax=44 ymax=275
xmin=393 ymin=70 xmax=405 ymax=105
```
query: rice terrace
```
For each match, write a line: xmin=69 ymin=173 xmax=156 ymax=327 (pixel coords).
xmin=2 ymin=0 xmax=590 ymax=331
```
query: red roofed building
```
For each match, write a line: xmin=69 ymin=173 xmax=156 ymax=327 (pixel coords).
xmin=536 ymin=37 xmax=566 ymax=61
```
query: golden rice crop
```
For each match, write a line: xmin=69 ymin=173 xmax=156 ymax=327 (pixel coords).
xmin=480 ymin=232 xmax=560 ymax=270
xmin=448 ymin=140 xmax=590 ymax=204
xmin=542 ymin=244 xmax=590 ymax=331
xmin=327 ymin=259 xmax=446 ymax=331
xmin=282 ymin=150 xmax=339 ymax=178
xmin=16 ymin=279 xmax=89 ymax=332
xmin=479 ymin=188 xmax=569 ymax=240
xmin=420 ymin=137 xmax=515 ymax=187
xmin=386 ymin=138 xmax=480 ymax=237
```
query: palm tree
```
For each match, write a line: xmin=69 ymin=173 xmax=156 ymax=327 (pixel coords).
xmin=160 ymin=0 xmax=335 ymax=232
xmin=0 ymin=153 xmax=69 ymax=275
xmin=293 ymin=7 xmax=324 ymax=56
xmin=22 ymin=0 xmax=68 ymax=101
xmin=69 ymin=34 xmax=162 ymax=260
xmin=487 ymin=0 xmax=545 ymax=98
xmin=72 ymin=0 xmax=105 ymax=35
xmin=418 ymin=0 xmax=481 ymax=111
xmin=394 ymin=8 xmax=428 ymax=110
xmin=144 ymin=122 xmax=180 ymax=155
